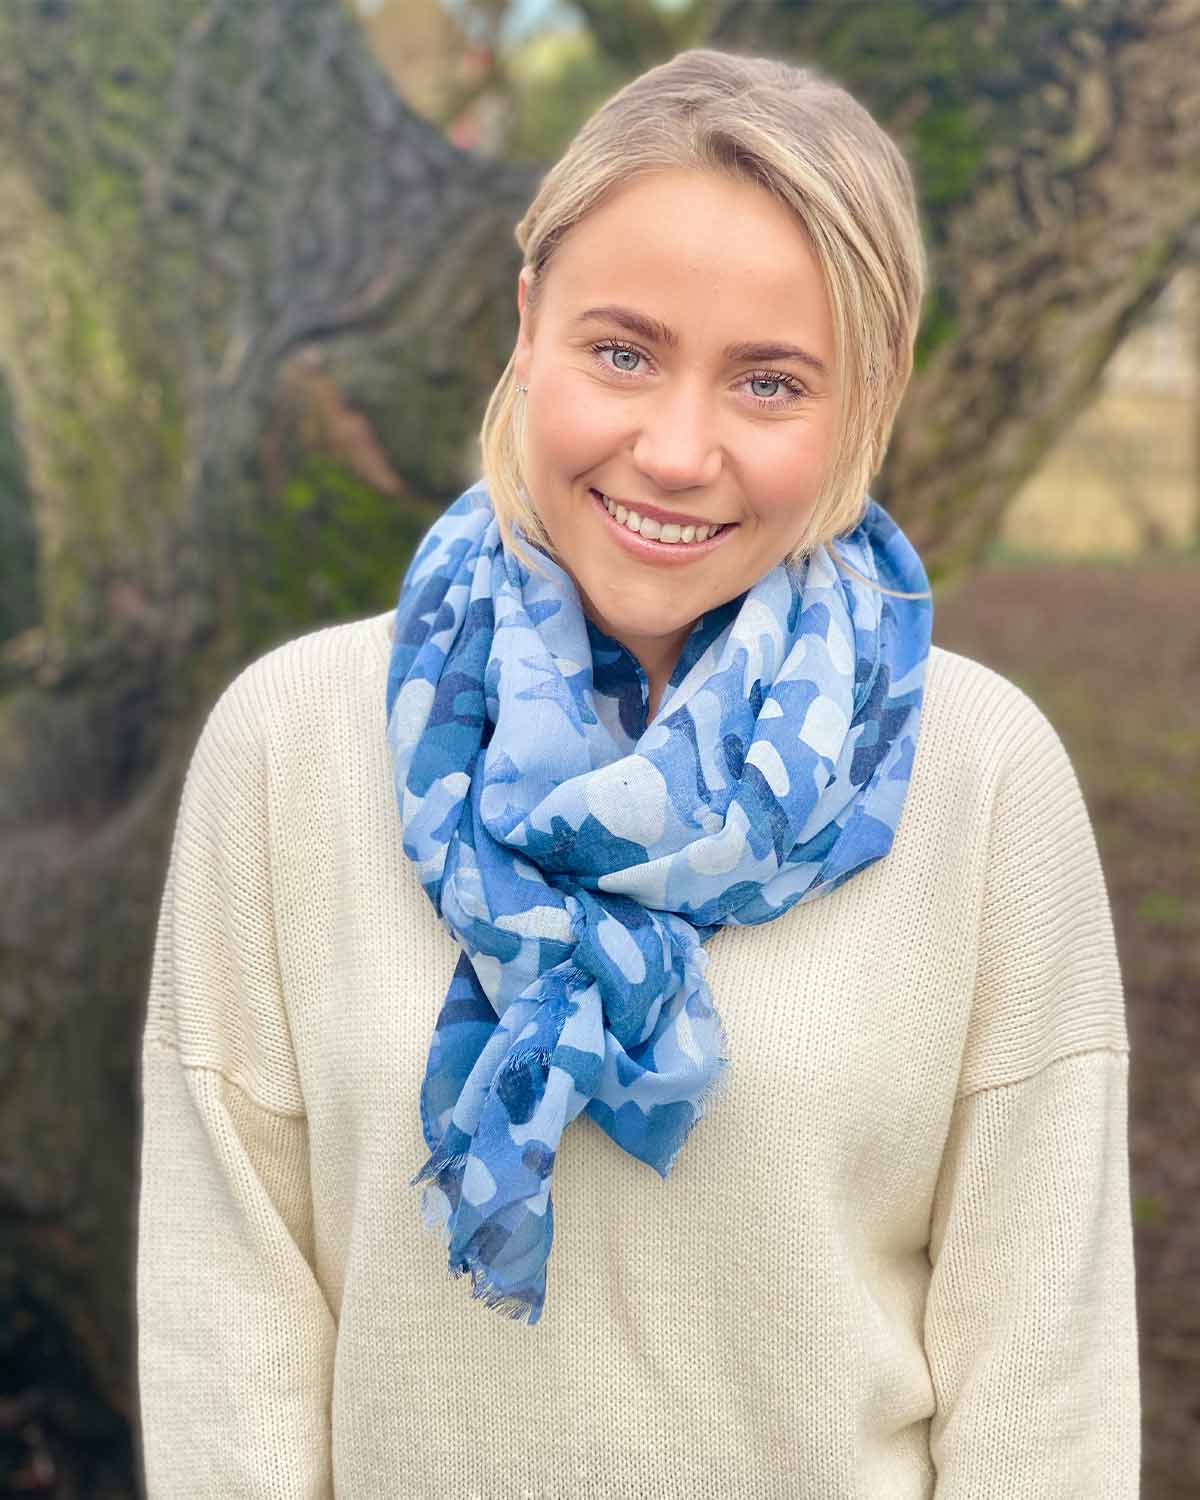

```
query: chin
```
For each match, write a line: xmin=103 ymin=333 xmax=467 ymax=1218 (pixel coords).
xmin=585 ymin=585 xmax=692 ymax=636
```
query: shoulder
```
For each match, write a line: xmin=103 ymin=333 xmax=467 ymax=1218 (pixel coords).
xmin=197 ymin=610 xmax=393 ymax=764
xmin=891 ymin=643 xmax=1094 ymax=901
xmin=175 ymin=612 xmax=398 ymax=912
xmin=923 ymin=643 xmax=1068 ymax=764
xmin=917 ymin=642 xmax=1080 ymax=803
xmin=919 ymin=656 xmax=1125 ymax=1091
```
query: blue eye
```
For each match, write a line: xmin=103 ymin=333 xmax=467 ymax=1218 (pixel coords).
xmin=591 ymin=341 xmax=643 ymax=374
xmin=587 ymin=339 xmax=810 ymax=408
xmin=742 ymin=370 xmax=811 ymax=406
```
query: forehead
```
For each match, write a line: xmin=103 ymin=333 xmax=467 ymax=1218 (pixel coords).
xmin=541 ymin=168 xmax=832 ymax=355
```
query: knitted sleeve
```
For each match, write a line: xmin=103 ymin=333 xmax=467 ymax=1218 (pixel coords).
xmin=136 ymin=662 xmax=335 ymax=1498
xmin=923 ymin=690 xmax=1140 ymax=1497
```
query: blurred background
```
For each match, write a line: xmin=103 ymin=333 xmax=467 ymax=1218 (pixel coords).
xmin=0 ymin=0 xmax=1195 ymax=1493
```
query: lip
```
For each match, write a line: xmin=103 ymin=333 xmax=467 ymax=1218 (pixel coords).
xmin=588 ymin=487 xmax=738 ymax=564
xmin=590 ymin=489 xmax=732 ymax=530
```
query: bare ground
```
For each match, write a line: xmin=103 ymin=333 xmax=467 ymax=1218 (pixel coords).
xmin=934 ymin=556 xmax=1200 ymax=1498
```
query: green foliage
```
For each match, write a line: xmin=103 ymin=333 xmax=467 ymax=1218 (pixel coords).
xmin=0 ymin=375 xmax=39 ymax=644
xmin=912 ymin=100 xmax=987 ymax=211
xmin=1136 ymin=891 xmax=1191 ymax=929
xmin=354 ymin=347 xmax=494 ymax=500
xmin=250 ymin=454 xmax=436 ymax=647
xmin=772 ymin=1 xmax=992 ymax=232
xmin=822 ymin=0 xmax=947 ymax=84
xmin=913 ymin=283 xmax=958 ymax=372
xmin=503 ymin=30 xmax=631 ymax=163
xmin=1132 ymin=1193 xmax=1166 ymax=1227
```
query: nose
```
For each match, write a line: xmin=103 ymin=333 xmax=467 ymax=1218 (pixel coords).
xmin=629 ymin=378 xmax=724 ymax=493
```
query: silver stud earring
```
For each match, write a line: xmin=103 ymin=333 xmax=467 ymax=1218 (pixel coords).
xmin=516 ymin=384 xmax=529 ymax=394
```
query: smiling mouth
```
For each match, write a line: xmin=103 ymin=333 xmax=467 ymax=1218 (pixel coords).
xmin=589 ymin=489 xmax=735 ymax=545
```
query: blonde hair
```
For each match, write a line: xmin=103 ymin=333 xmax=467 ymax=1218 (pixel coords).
xmin=479 ymin=47 xmax=928 ymax=598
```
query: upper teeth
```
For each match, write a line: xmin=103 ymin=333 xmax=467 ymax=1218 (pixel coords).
xmin=598 ymin=492 xmax=722 ymax=544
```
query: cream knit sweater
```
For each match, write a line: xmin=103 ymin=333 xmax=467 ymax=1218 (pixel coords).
xmin=136 ymin=609 xmax=1140 ymax=1499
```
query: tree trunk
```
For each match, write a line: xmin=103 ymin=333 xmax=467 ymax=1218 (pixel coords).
xmin=0 ymin=1 xmax=536 ymax=1486
xmin=0 ymin=0 xmax=1196 ymax=1488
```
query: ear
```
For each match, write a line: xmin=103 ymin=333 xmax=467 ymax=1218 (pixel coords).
xmin=513 ymin=267 xmax=535 ymax=386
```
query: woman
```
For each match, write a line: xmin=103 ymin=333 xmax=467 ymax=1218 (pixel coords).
xmin=136 ymin=47 xmax=1140 ymax=1498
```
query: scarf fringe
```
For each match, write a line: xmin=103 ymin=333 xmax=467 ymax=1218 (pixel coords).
xmin=410 ymin=1149 xmax=469 ymax=1188
xmin=452 ymin=1259 xmax=539 ymax=1325
xmin=411 ymin=1019 xmax=733 ymax=1323
xmin=661 ymin=1047 xmax=733 ymax=1179
xmin=414 ymin=1176 xmax=540 ymax=1324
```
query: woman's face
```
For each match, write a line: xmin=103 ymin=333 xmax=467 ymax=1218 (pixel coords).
xmin=512 ymin=166 xmax=839 ymax=674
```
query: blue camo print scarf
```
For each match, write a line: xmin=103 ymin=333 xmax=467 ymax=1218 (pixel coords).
xmin=385 ymin=480 xmax=931 ymax=1324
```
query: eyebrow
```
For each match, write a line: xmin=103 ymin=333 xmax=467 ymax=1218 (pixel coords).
xmin=570 ymin=303 xmax=831 ymax=379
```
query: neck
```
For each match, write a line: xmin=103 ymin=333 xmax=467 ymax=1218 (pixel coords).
xmin=589 ymin=613 xmax=693 ymax=725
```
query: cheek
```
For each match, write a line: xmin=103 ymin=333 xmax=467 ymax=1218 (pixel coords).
xmin=528 ymin=381 xmax=623 ymax=477
xmin=741 ymin=443 xmax=827 ymax=533
xmin=735 ymin=414 xmax=840 ymax=525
